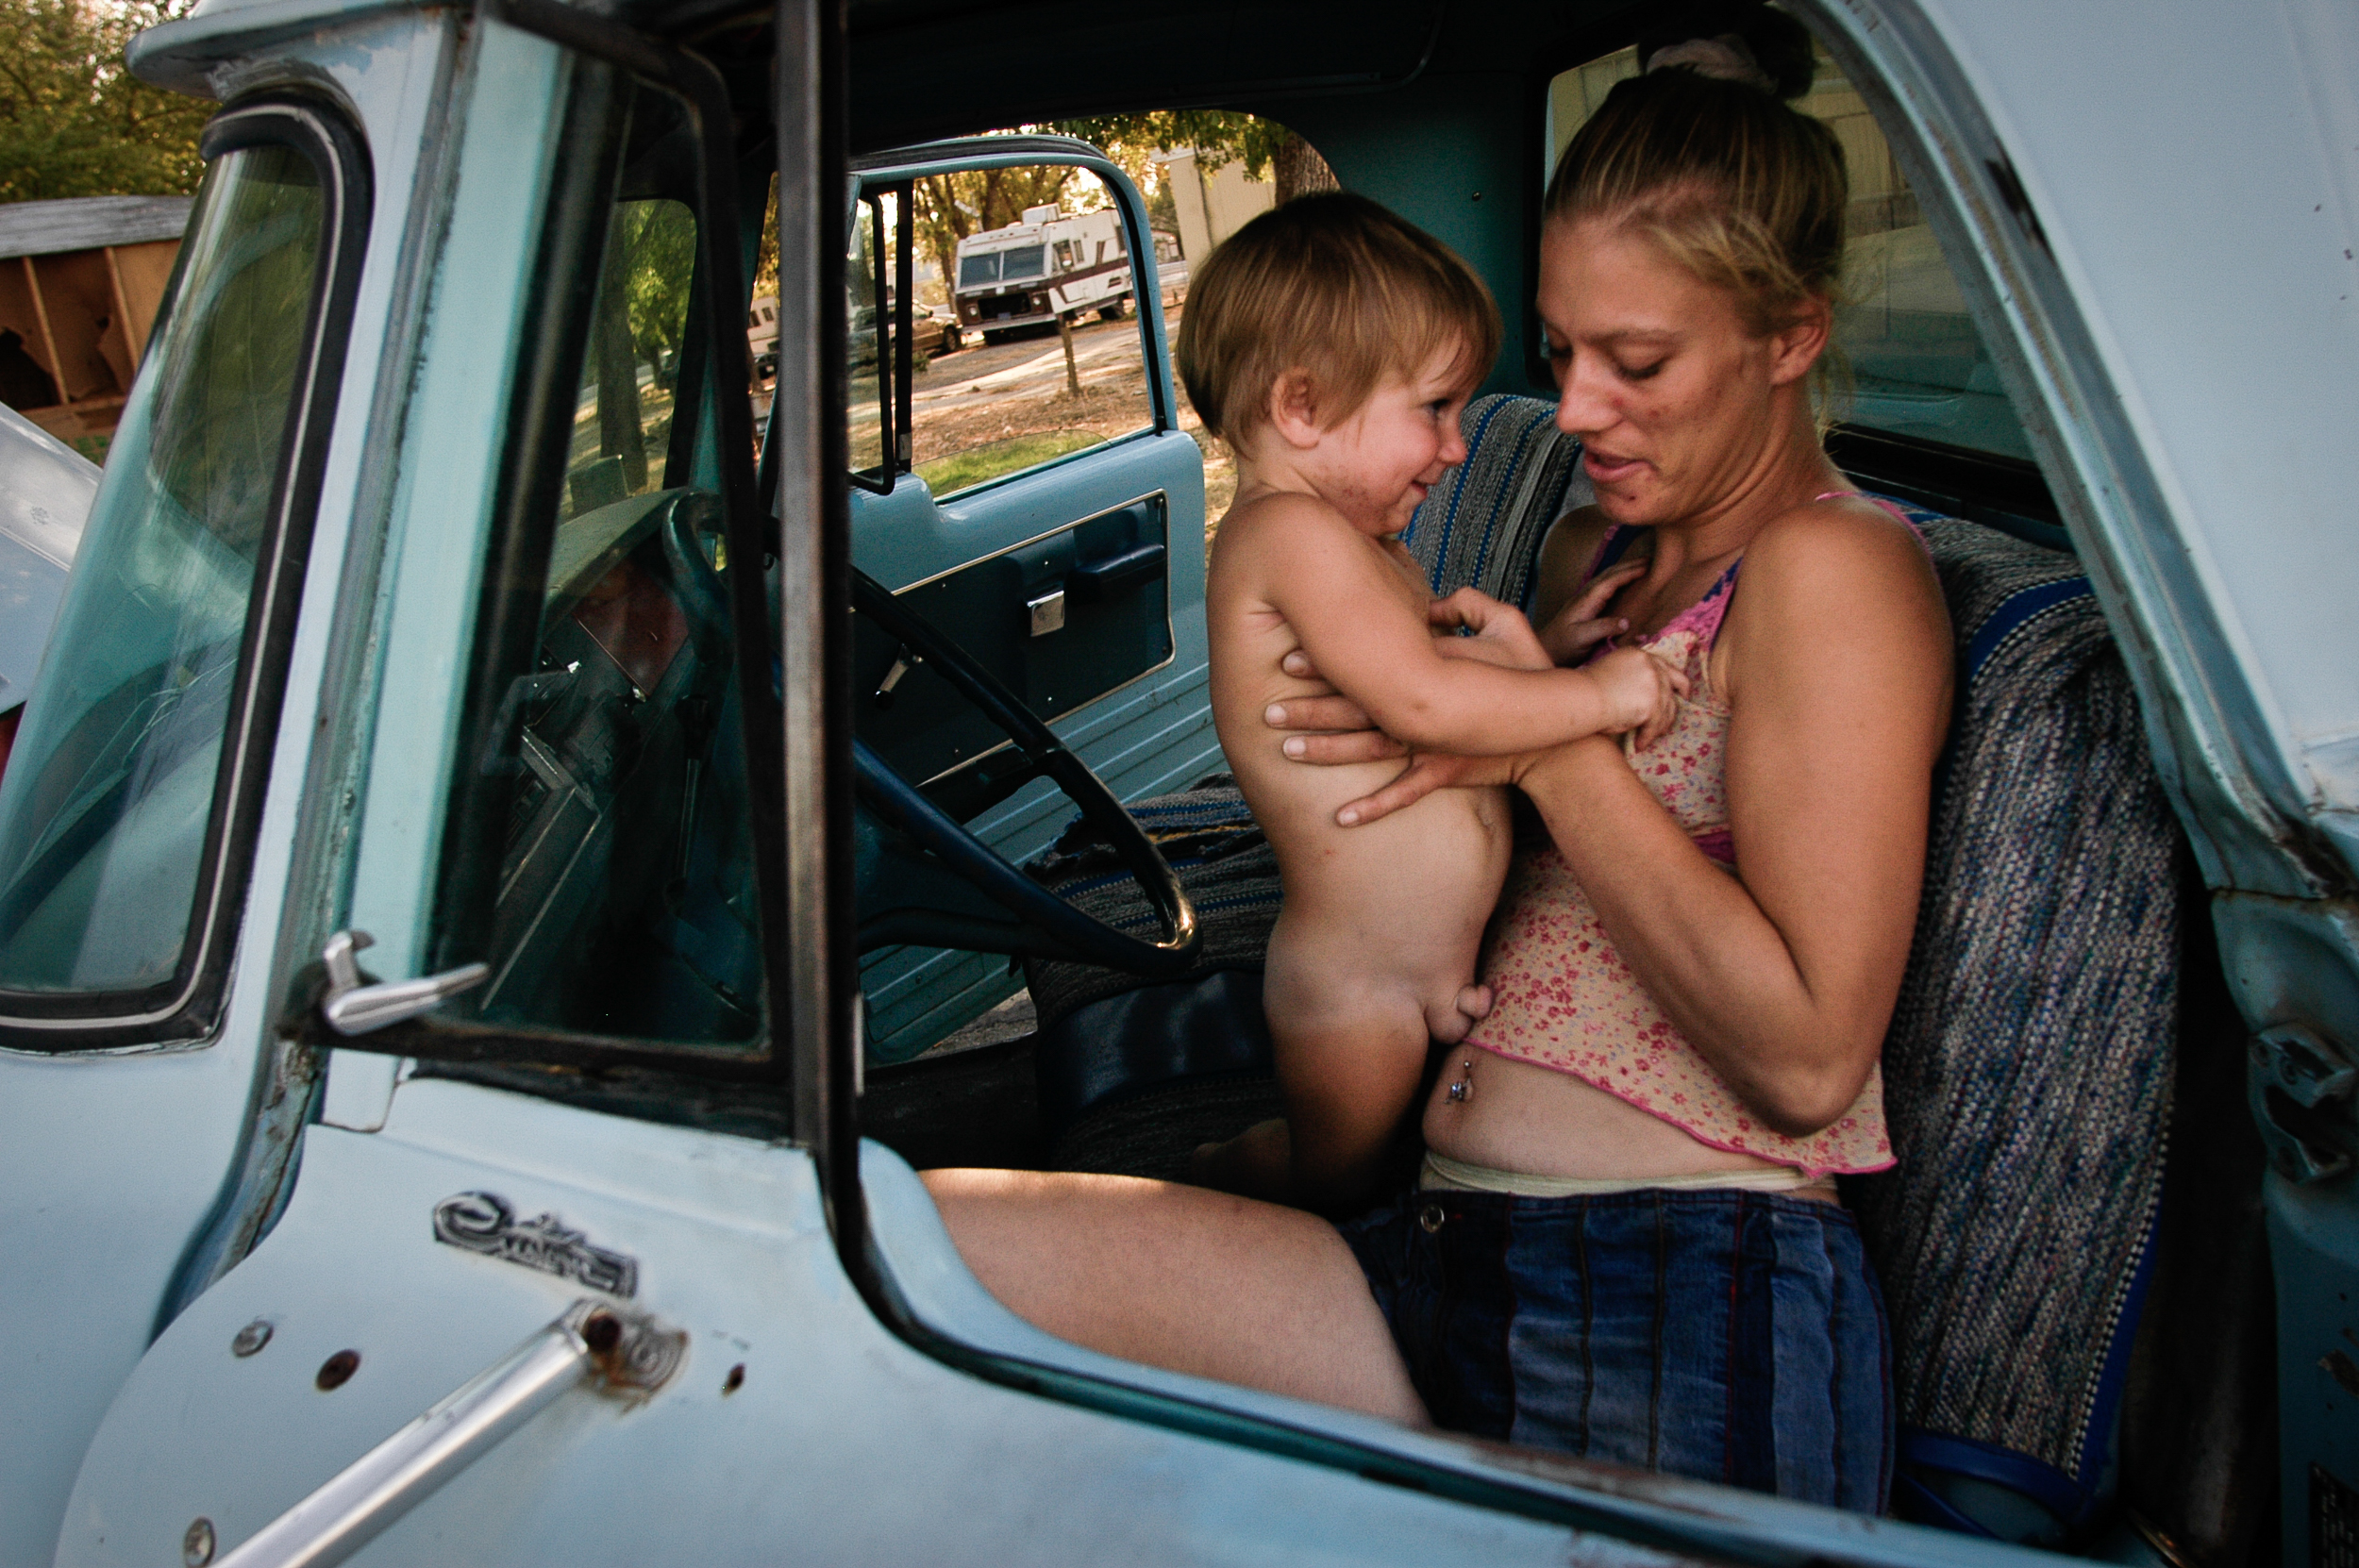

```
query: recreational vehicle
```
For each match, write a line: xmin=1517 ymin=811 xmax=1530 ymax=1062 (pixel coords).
xmin=952 ymin=203 xmax=1130 ymax=342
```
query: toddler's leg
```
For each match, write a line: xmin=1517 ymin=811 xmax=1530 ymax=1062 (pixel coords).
xmin=1193 ymin=917 xmax=1432 ymax=1214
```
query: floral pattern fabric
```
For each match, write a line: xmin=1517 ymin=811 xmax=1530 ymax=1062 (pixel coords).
xmin=1464 ymin=538 xmax=1894 ymax=1176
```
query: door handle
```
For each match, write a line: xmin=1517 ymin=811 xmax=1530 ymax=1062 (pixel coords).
xmin=211 ymin=1299 xmax=682 ymax=1568
xmin=319 ymin=931 xmax=490 ymax=1037
xmin=1071 ymin=541 xmax=1164 ymax=598
xmin=872 ymin=642 xmax=923 ymax=709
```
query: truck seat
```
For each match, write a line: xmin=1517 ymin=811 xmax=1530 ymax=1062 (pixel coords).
xmin=1024 ymin=395 xmax=2185 ymax=1538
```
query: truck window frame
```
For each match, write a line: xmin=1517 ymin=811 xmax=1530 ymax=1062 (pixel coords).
xmin=326 ymin=3 xmax=791 ymax=1087
xmin=0 ymin=92 xmax=372 ymax=1052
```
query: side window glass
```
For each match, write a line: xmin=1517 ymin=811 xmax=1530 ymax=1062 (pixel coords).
xmin=1798 ymin=56 xmax=2033 ymax=461
xmin=434 ymin=83 xmax=764 ymax=1050
xmin=905 ymin=163 xmax=1155 ymax=496
xmin=845 ymin=192 xmax=888 ymax=480
xmin=571 ymin=199 xmax=695 ymax=514
xmin=1540 ymin=43 xmax=2033 ymax=462
xmin=0 ymin=117 xmax=356 ymax=1024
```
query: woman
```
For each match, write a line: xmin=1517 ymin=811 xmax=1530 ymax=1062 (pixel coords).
xmin=926 ymin=22 xmax=1951 ymax=1510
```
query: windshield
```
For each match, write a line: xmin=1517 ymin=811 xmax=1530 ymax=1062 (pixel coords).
xmin=0 ymin=143 xmax=324 ymax=994
xmin=997 ymin=244 xmax=1046 ymax=282
xmin=958 ymin=251 xmax=999 ymax=289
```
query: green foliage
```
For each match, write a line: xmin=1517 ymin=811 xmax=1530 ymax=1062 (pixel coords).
xmin=0 ymin=0 xmax=209 ymax=204
xmin=614 ymin=199 xmax=697 ymax=369
xmin=1049 ymin=111 xmax=1285 ymax=184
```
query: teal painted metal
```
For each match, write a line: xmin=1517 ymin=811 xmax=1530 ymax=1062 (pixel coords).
xmin=7 ymin=0 xmax=2351 ymax=1560
xmin=0 ymin=10 xmax=460 ymax=1561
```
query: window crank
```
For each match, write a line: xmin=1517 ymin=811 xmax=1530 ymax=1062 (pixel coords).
xmin=319 ymin=930 xmax=490 ymax=1036
xmin=873 ymin=643 xmax=922 ymax=709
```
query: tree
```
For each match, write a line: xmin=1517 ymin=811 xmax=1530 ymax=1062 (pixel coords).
xmin=753 ymin=112 xmax=1339 ymax=306
xmin=0 ymin=0 xmax=208 ymax=205
xmin=907 ymin=162 xmax=1073 ymax=309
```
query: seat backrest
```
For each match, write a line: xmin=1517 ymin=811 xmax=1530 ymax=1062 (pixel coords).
xmin=1398 ymin=394 xmax=1592 ymax=605
xmin=1855 ymin=505 xmax=2182 ymax=1541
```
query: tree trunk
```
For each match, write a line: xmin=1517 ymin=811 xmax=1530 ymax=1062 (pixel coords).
xmin=1058 ymin=309 xmax=1081 ymax=398
xmin=1273 ymin=133 xmax=1340 ymax=205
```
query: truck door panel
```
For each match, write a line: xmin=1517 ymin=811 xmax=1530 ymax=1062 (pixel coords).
xmin=842 ymin=145 xmax=1213 ymax=1059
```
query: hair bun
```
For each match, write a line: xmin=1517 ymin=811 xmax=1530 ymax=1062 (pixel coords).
xmin=1636 ymin=2 xmax=1816 ymax=102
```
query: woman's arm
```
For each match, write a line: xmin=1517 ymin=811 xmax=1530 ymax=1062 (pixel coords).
xmin=1511 ymin=508 xmax=1951 ymax=1135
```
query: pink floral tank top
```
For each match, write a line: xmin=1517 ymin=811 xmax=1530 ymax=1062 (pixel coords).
xmin=1464 ymin=505 xmax=1908 ymax=1176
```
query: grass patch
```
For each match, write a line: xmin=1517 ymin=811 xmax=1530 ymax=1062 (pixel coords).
xmin=915 ymin=429 xmax=1103 ymax=496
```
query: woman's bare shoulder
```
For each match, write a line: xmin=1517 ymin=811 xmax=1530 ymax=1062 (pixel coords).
xmin=1724 ymin=493 xmax=1952 ymax=689
xmin=1744 ymin=494 xmax=1942 ymax=606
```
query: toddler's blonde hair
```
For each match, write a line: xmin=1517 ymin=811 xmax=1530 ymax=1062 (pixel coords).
xmin=1176 ymin=192 xmax=1501 ymax=444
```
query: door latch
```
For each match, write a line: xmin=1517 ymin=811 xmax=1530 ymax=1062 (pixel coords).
xmin=2250 ymin=1022 xmax=2358 ymax=1183
xmin=319 ymin=931 xmax=490 ymax=1037
xmin=873 ymin=643 xmax=922 ymax=709
xmin=1027 ymin=588 xmax=1066 ymax=637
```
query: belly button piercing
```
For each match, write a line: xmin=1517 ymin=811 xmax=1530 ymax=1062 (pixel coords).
xmin=1446 ymin=1060 xmax=1473 ymax=1103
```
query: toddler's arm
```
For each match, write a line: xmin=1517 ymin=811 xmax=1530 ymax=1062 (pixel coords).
xmin=1251 ymin=506 xmax=1683 ymax=753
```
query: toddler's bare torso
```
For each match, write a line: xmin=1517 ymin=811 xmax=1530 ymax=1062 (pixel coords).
xmin=1207 ymin=524 xmax=1510 ymax=1025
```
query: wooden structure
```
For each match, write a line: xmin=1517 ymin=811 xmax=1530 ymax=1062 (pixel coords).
xmin=0 ymin=195 xmax=192 ymax=442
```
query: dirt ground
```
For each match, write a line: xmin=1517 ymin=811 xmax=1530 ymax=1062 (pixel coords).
xmin=903 ymin=302 xmax=1237 ymax=534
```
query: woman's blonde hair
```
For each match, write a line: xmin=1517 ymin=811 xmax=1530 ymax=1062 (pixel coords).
xmin=1176 ymin=192 xmax=1501 ymax=443
xmin=1546 ymin=48 xmax=1847 ymax=367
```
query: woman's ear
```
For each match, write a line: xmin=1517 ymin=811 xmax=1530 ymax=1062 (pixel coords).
xmin=1766 ymin=294 xmax=1832 ymax=389
xmin=1265 ymin=369 xmax=1325 ymax=450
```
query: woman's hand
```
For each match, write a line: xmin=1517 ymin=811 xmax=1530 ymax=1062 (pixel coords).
xmin=1537 ymin=559 xmax=1644 ymax=664
xmin=1264 ymin=647 xmax=1524 ymax=825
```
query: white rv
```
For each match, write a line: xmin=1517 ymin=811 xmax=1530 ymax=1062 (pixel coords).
xmin=747 ymin=292 xmax=779 ymax=379
xmin=952 ymin=204 xmax=1131 ymax=342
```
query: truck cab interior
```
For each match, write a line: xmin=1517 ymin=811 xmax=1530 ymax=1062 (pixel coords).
xmin=1 ymin=0 xmax=2280 ymax=1560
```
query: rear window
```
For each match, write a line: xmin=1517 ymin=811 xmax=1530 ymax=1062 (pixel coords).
xmin=1542 ymin=42 xmax=2033 ymax=463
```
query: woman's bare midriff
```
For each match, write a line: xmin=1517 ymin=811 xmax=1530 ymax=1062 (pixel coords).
xmin=1420 ymin=1046 xmax=1840 ymax=1201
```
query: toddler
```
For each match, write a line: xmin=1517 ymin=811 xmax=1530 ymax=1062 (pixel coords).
xmin=1181 ymin=193 xmax=1682 ymax=1209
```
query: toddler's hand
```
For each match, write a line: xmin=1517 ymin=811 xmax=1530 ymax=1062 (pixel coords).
xmin=1427 ymin=588 xmax=1551 ymax=671
xmin=1540 ymin=560 xmax=1646 ymax=663
xmin=1591 ymin=645 xmax=1688 ymax=748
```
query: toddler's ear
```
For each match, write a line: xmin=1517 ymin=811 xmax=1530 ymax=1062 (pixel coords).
xmin=1266 ymin=368 xmax=1324 ymax=449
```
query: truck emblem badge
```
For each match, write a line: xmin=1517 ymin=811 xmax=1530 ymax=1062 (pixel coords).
xmin=431 ymin=1191 xmax=639 ymax=1298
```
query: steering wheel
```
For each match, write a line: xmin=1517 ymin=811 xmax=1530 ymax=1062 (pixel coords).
xmin=850 ymin=567 xmax=1199 ymax=977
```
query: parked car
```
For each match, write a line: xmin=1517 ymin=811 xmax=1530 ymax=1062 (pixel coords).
xmin=0 ymin=403 xmax=96 ymax=788
xmin=0 ymin=3 xmax=2347 ymax=1567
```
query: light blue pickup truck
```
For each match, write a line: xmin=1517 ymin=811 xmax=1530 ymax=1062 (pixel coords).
xmin=0 ymin=2 xmax=2351 ymax=1565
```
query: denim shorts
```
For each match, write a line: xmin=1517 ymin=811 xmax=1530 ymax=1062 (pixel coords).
xmin=1337 ymin=1184 xmax=1892 ymax=1510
